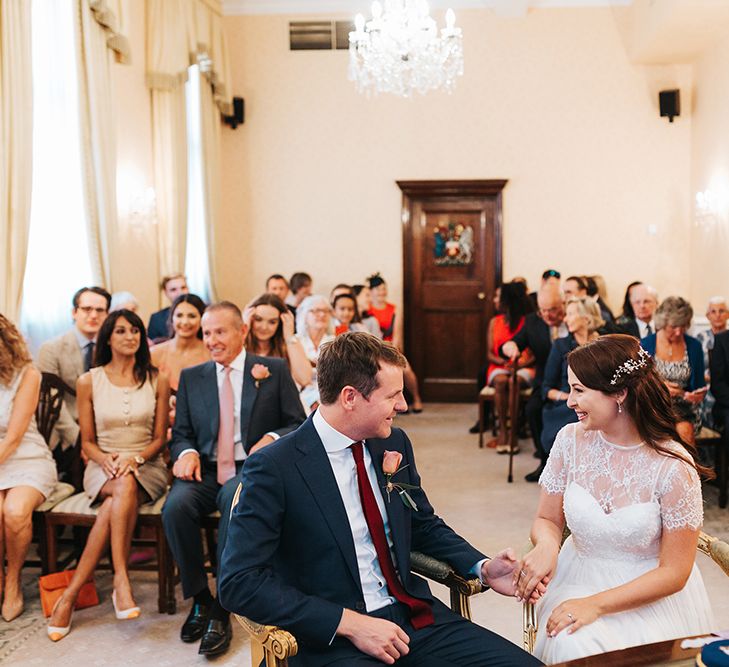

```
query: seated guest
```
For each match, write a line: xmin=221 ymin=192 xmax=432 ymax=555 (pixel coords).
xmin=642 ymin=296 xmax=706 ymax=446
xmin=367 ymin=272 xmax=424 ymax=413
xmin=352 ymin=284 xmax=382 ymax=338
xmin=0 ymin=315 xmax=57 ymax=622
xmin=243 ymin=293 xmax=313 ymax=388
xmin=286 ymin=272 xmax=313 ymax=310
xmin=110 ymin=291 xmax=139 ymax=313
xmin=696 ymin=297 xmax=728 ymax=427
xmin=219 ymin=332 xmax=540 ymax=667
xmin=502 ymin=283 xmax=567 ymax=481
xmin=48 ymin=310 xmax=170 ymax=640
xmin=296 ymin=295 xmax=336 ymax=412
xmin=162 ymin=301 xmax=305 ymax=657
xmin=528 ymin=268 xmax=560 ymax=306
xmin=265 ymin=274 xmax=296 ymax=319
xmin=541 ymin=297 xmax=604 ymax=457
xmin=584 ymin=275 xmax=615 ymax=325
xmin=616 ymin=280 xmax=643 ymax=326
xmin=148 ymin=273 xmax=189 ymax=341
xmin=332 ymin=293 xmax=369 ymax=336
xmin=484 ymin=282 xmax=535 ymax=453
xmin=151 ymin=294 xmax=209 ymax=392
xmin=710 ymin=330 xmax=729 ymax=463
xmin=619 ymin=283 xmax=658 ymax=339
xmin=329 ymin=283 xmax=354 ymax=304
xmin=562 ymin=276 xmax=588 ymax=300
xmin=37 ymin=286 xmax=111 ymax=454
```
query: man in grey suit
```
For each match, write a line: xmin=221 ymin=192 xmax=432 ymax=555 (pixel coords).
xmin=162 ymin=301 xmax=305 ymax=658
xmin=36 ymin=286 xmax=111 ymax=452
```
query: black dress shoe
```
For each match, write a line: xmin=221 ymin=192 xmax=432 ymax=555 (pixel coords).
xmin=180 ymin=602 xmax=209 ymax=643
xmin=468 ymin=421 xmax=480 ymax=434
xmin=199 ymin=617 xmax=232 ymax=657
xmin=525 ymin=463 xmax=546 ymax=483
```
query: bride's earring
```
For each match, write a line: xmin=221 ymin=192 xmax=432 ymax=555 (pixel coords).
xmin=617 ymin=401 xmax=623 ymax=414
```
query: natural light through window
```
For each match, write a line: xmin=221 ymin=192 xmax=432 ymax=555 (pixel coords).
xmin=20 ymin=0 xmax=94 ymax=350
xmin=184 ymin=64 xmax=211 ymax=303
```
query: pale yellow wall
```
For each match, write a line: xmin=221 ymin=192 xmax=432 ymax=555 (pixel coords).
xmin=219 ymin=7 xmax=693 ymax=316
xmin=690 ymin=37 xmax=729 ymax=312
xmin=111 ymin=0 xmax=160 ymax=320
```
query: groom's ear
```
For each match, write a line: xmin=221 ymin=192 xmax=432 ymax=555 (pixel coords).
xmin=340 ymin=386 xmax=358 ymax=411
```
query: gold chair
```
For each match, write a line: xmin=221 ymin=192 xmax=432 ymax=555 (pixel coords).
xmin=522 ymin=530 xmax=729 ymax=654
xmin=227 ymin=484 xmax=486 ymax=667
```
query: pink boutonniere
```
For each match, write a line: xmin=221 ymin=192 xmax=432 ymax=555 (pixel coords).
xmin=382 ymin=450 xmax=419 ymax=511
xmin=251 ymin=363 xmax=271 ymax=388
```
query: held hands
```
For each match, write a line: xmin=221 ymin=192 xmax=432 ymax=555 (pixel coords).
xmin=545 ymin=596 xmax=600 ymax=637
xmin=336 ymin=608 xmax=410 ymax=665
xmin=514 ymin=542 xmax=559 ymax=604
xmin=481 ymin=549 xmax=524 ymax=596
xmin=502 ymin=341 xmax=520 ymax=362
xmin=173 ymin=451 xmax=202 ymax=481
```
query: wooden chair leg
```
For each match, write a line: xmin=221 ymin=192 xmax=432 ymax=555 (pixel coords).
xmin=45 ymin=517 xmax=58 ymax=572
xmin=478 ymin=397 xmax=485 ymax=448
xmin=154 ymin=521 xmax=176 ymax=614
xmin=205 ymin=525 xmax=217 ymax=574
xmin=35 ymin=513 xmax=50 ymax=574
xmin=507 ymin=370 xmax=519 ymax=484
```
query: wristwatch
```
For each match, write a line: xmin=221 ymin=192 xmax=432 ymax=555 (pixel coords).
xmin=133 ymin=455 xmax=146 ymax=466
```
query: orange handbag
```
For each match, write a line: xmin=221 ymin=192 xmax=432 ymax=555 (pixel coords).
xmin=38 ymin=570 xmax=99 ymax=617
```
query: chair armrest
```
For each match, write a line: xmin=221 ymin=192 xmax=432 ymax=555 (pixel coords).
xmin=698 ymin=531 xmax=729 ymax=577
xmin=234 ymin=614 xmax=298 ymax=663
xmin=409 ymin=551 xmax=483 ymax=597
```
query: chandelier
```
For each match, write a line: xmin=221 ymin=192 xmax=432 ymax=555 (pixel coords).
xmin=348 ymin=1 xmax=464 ymax=98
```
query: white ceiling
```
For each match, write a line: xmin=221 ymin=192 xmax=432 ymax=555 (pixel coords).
xmin=223 ymin=0 xmax=631 ymax=16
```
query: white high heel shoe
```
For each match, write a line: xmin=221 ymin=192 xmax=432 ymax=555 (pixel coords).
xmin=112 ymin=590 xmax=140 ymax=620
xmin=47 ymin=597 xmax=72 ymax=642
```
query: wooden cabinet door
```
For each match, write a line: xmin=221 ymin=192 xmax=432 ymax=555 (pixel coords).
xmin=398 ymin=180 xmax=506 ymax=402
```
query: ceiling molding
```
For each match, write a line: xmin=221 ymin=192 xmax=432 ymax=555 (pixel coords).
xmin=223 ymin=0 xmax=631 ymax=16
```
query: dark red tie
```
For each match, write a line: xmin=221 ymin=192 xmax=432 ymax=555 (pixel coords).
xmin=350 ymin=442 xmax=434 ymax=629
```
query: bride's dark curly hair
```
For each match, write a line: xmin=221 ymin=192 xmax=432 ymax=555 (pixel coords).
xmin=567 ymin=334 xmax=713 ymax=479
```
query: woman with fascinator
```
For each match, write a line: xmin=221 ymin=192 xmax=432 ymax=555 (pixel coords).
xmin=516 ymin=334 xmax=714 ymax=663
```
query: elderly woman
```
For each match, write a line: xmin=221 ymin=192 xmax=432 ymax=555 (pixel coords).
xmin=296 ymin=295 xmax=335 ymax=412
xmin=641 ymin=296 xmax=706 ymax=445
xmin=540 ymin=297 xmax=604 ymax=456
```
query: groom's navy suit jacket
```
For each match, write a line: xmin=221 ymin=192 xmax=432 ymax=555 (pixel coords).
xmin=218 ymin=416 xmax=486 ymax=651
xmin=169 ymin=355 xmax=305 ymax=463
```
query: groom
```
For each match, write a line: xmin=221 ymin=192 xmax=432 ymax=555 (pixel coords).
xmin=220 ymin=332 xmax=540 ymax=665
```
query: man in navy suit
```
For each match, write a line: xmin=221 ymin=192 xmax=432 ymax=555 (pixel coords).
xmin=163 ymin=301 xmax=305 ymax=657
xmin=219 ymin=332 xmax=541 ymax=666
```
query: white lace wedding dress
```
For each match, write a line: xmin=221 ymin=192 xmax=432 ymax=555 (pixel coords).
xmin=534 ymin=423 xmax=714 ymax=664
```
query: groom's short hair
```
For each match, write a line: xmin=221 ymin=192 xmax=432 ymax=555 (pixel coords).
xmin=318 ymin=332 xmax=406 ymax=405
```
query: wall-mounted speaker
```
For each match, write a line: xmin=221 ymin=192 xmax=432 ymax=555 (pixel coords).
xmin=223 ymin=96 xmax=245 ymax=129
xmin=659 ymin=89 xmax=680 ymax=123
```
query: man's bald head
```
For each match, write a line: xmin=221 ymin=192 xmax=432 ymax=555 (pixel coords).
xmin=537 ymin=284 xmax=565 ymax=326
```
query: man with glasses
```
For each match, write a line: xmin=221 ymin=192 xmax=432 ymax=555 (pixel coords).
xmin=501 ymin=283 xmax=567 ymax=481
xmin=37 ymin=286 xmax=111 ymax=455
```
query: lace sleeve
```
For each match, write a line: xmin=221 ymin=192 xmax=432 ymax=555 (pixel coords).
xmin=658 ymin=455 xmax=703 ymax=531
xmin=539 ymin=424 xmax=572 ymax=494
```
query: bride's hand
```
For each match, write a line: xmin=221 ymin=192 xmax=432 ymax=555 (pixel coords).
xmin=546 ymin=596 xmax=600 ymax=637
xmin=514 ymin=542 xmax=558 ymax=602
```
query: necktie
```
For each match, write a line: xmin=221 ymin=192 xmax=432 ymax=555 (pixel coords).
xmin=550 ymin=326 xmax=559 ymax=341
xmin=645 ymin=322 xmax=653 ymax=335
xmin=349 ymin=442 xmax=434 ymax=629
xmin=217 ymin=367 xmax=236 ymax=485
xmin=84 ymin=342 xmax=95 ymax=372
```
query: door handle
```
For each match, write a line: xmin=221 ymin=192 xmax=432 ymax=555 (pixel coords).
xmin=477 ymin=292 xmax=485 ymax=300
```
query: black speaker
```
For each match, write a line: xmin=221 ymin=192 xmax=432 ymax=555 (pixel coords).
xmin=659 ymin=89 xmax=680 ymax=123
xmin=223 ymin=96 xmax=245 ymax=129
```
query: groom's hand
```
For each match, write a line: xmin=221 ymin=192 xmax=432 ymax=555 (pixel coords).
xmin=336 ymin=608 xmax=410 ymax=664
xmin=482 ymin=548 xmax=521 ymax=596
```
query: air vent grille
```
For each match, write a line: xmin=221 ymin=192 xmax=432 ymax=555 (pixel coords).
xmin=289 ymin=21 xmax=354 ymax=51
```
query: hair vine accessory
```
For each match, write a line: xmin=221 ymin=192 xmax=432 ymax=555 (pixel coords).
xmin=610 ymin=347 xmax=651 ymax=385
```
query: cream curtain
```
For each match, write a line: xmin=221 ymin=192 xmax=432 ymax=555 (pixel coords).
xmin=76 ymin=0 xmax=122 ymax=290
xmin=0 ymin=0 xmax=33 ymax=321
xmin=147 ymin=0 xmax=231 ymax=294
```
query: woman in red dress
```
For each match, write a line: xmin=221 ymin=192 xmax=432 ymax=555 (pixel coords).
xmin=486 ymin=281 xmax=535 ymax=452
xmin=366 ymin=273 xmax=423 ymax=413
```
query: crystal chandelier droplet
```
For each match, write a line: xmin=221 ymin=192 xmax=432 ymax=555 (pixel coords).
xmin=348 ymin=1 xmax=464 ymax=98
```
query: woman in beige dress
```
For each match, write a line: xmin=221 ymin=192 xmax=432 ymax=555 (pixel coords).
xmin=0 ymin=314 xmax=57 ymax=621
xmin=48 ymin=309 xmax=169 ymax=640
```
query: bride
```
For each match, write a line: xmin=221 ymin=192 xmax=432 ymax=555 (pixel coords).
xmin=516 ymin=334 xmax=714 ymax=664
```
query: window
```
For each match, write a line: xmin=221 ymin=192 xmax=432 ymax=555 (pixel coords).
xmin=184 ymin=64 xmax=212 ymax=303
xmin=20 ymin=0 xmax=94 ymax=349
